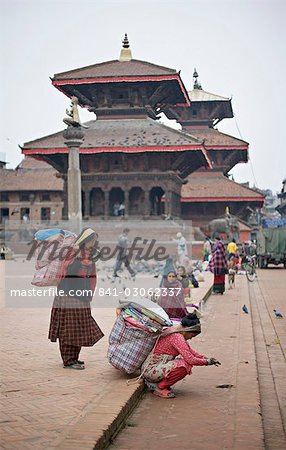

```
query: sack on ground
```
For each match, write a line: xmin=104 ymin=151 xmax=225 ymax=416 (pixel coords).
xmin=107 ymin=313 xmax=156 ymax=374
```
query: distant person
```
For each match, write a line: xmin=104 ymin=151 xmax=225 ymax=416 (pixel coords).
xmin=113 ymin=202 xmax=120 ymax=217
xmin=173 ymin=232 xmax=188 ymax=264
xmin=22 ymin=213 xmax=29 ymax=223
xmin=209 ymin=236 xmax=228 ymax=295
xmin=176 ymin=265 xmax=191 ymax=299
xmin=118 ymin=203 xmax=125 ymax=217
xmin=113 ymin=228 xmax=136 ymax=277
xmin=160 ymin=257 xmax=176 ymax=287
xmin=203 ymin=238 xmax=212 ymax=261
xmin=157 ymin=271 xmax=188 ymax=319
xmin=227 ymin=239 xmax=237 ymax=259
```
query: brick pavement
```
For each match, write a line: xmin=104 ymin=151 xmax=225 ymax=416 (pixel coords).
xmin=248 ymin=268 xmax=286 ymax=450
xmin=0 ymin=259 xmax=212 ymax=449
xmin=110 ymin=274 xmax=265 ymax=450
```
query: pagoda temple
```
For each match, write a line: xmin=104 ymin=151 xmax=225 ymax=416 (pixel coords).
xmin=163 ymin=70 xmax=264 ymax=225
xmin=22 ymin=36 xmax=210 ymax=219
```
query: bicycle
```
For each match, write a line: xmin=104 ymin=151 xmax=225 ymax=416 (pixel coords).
xmin=242 ymin=255 xmax=257 ymax=282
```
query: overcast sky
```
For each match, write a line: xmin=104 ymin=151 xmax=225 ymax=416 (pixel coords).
xmin=1 ymin=0 xmax=285 ymax=193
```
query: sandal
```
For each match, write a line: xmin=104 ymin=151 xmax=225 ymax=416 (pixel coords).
xmin=153 ymin=387 xmax=175 ymax=399
xmin=63 ymin=362 xmax=85 ymax=370
xmin=145 ymin=381 xmax=157 ymax=391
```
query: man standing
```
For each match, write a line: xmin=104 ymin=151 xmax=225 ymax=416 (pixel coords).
xmin=173 ymin=232 xmax=188 ymax=264
xmin=113 ymin=228 xmax=136 ymax=277
xmin=227 ymin=238 xmax=237 ymax=259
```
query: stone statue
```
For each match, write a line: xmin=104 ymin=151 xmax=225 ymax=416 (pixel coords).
xmin=63 ymin=96 xmax=88 ymax=128
xmin=208 ymin=214 xmax=239 ymax=241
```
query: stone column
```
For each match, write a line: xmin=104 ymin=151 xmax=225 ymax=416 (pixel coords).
xmin=144 ymin=190 xmax=150 ymax=216
xmin=62 ymin=177 xmax=68 ymax=220
xmin=168 ymin=191 xmax=173 ymax=217
xmin=63 ymin=127 xmax=84 ymax=234
xmin=124 ymin=190 xmax=129 ymax=217
xmin=165 ymin=191 xmax=170 ymax=216
xmin=83 ymin=189 xmax=90 ymax=219
xmin=104 ymin=190 xmax=109 ymax=219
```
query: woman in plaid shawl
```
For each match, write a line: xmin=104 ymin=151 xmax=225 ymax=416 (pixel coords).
xmin=48 ymin=228 xmax=104 ymax=369
xmin=208 ymin=237 xmax=228 ymax=294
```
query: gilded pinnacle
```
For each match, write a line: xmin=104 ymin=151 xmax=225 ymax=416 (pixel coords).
xmin=119 ymin=33 xmax=132 ymax=61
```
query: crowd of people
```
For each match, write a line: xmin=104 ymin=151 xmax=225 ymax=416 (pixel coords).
xmin=206 ymin=235 xmax=257 ymax=294
xmin=43 ymin=227 xmax=215 ymax=397
xmin=34 ymin=227 xmax=263 ymax=399
xmin=47 ymin=227 xmax=251 ymax=365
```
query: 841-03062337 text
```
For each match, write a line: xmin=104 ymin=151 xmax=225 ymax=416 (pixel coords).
xmin=96 ymin=287 xmax=182 ymax=297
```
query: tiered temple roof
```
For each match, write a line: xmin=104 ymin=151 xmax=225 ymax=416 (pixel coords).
xmin=181 ymin=171 xmax=264 ymax=203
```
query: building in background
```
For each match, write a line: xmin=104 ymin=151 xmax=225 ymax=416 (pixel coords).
xmin=163 ymin=69 xmax=264 ymax=226
xmin=0 ymin=157 xmax=63 ymax=225
xmin=21 ymin=36 xmax=210 ymax=220
xmin=2 ymin=38 xmax=265 ymax=244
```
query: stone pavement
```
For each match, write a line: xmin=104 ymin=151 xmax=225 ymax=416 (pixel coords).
xmin=110 ymin=274 xmax=265 ymax=450
xmin=0 ymin=259 xmax=212 ymax=449
xmin=4 ymin=259 xmax=285 ymax=450
xmin=248 ymin=268 xmax=286 ymax=450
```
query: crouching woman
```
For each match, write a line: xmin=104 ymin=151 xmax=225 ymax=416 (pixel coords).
xmin=141 ymin=313 xmax=220 ymax=398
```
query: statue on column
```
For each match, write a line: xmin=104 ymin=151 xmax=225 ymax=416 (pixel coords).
xmin=63 ymin=96 xmax=88 ymax=128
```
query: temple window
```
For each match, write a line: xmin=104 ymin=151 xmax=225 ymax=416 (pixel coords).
xmin=0 ymin=192 xmax=9 ymax=201
xmin=19 ymin=193 xmax=30 ymax=201
xmin=41 ymin=193 xmax=51 ymax=201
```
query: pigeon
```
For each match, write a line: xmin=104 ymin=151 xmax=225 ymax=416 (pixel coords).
xmin=273 ymin=309 xmax=283 ymax=318
xmin=242 ymin=304 xmax=249 ymax=314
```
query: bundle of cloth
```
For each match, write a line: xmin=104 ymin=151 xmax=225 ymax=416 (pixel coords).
xmin=31 ymin=228 xmax=77 ymax=286
xmin=108 ymin=297 xmax=172 ymax=374
xmin=120 ymin=299 xmax=172 ymax=333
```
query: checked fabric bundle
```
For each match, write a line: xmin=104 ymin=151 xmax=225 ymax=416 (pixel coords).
xmin=108 ymin=297 xmax=172 ymax=374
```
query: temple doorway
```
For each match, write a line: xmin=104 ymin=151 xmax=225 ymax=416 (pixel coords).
xmin=90 ymin=188 xmax=104 ymax=216
xmin=129 ymin=187 xmax=144 ymax=215
xmin=150 ymin=187 xmax=165 ymax=216
xmin=110 ymin=187 xmax=124 ymax=216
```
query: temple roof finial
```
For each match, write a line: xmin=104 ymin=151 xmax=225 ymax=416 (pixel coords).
xmin=119 ymin=33 xmax=132 ymax=61
xmin=122 ymin=33 xmax=130 ymax=48
xmin=193 ymin=67 xmax=202 ymax=90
